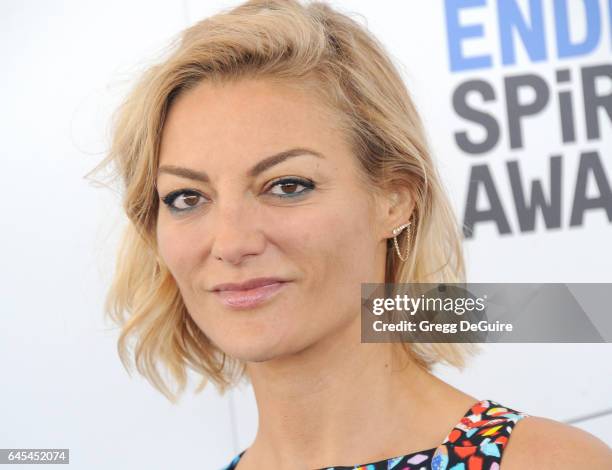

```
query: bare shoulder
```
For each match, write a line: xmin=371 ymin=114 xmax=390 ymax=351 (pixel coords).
xmin=501 ymin=415 xmax=612 ymax=469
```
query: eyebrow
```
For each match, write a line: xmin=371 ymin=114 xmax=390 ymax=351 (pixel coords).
xmin=157 ymin=147 xmax=324 ymax=183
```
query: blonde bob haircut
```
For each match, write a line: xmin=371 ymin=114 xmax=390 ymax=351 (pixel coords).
xmin=89 ymin=0 xmax=477 ymax=403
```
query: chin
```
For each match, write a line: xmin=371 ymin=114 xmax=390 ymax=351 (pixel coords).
xmin=215 ymin=330 xmax=279 ymax=360
xmin=220 ymin=332 xmax=307 ymax=364
xmin=224 ymin=344 xmax=285 ymax=363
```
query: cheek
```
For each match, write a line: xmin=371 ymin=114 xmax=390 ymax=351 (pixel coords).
xmin=156 ymin=218 xmax=198 ymax=282
xmin=285 ymin=200 xmax=376 ymax=283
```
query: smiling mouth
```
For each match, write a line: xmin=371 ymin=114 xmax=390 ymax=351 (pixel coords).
xmin=214 ymin=281 xmax=290 ymax=309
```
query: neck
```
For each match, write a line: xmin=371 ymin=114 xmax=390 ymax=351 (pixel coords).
xmin=242 ymin=315 xmax=474 ymax=468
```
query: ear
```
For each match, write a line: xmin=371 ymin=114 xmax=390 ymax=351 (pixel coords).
xmin=374 ymin=185 xmax=415 ymax=241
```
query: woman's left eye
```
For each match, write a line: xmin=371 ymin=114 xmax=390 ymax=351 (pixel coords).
xmin=267 ymin=178 xmax=314 ymax=198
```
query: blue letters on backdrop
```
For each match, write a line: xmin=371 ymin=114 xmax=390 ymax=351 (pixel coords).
xmin=555 ymin=0 xmax=601 ymax=58
xmin=445 ymin=0 xmax=608 ymax=71
xmin=445 ymin=0 xmax=492 ymax=71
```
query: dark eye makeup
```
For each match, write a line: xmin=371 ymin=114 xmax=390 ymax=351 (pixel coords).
xmin=160 ymin=177 xmax=315 ymax=214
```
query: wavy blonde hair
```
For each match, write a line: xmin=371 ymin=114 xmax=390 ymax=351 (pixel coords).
xmin=87 ymin=0 xmax=476 ymax=403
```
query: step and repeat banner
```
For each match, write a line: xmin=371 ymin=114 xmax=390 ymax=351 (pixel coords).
xmin=442 ymin=0 xmax=611 ymax=240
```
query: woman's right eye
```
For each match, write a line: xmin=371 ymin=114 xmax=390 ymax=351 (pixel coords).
xmin=161 ymin=190 xmax=207 ymax=213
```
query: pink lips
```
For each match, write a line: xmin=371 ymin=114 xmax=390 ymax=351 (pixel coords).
xmin=213 ymin=281 xmax=289 ymax=309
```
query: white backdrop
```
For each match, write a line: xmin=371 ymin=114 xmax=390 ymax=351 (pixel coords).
xmin=1 ymin=1 xmax=610 ymax=469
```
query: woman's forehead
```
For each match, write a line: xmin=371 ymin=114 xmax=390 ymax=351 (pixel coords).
xmin=159 ymin=79 xmax=350 ymax=168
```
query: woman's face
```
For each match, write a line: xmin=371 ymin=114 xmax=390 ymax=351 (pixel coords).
xmin=156 ymin=78 xmax=394 ymax=362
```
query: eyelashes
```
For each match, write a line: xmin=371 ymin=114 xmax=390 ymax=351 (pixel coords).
xmin=161 ymin=177 xmax=315 ymax=214
xmin=161 ymin=189 xmax=203 ymax=213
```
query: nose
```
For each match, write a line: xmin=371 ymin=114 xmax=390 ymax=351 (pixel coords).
xmin=209 ymin=196 xmax=266 ymax=265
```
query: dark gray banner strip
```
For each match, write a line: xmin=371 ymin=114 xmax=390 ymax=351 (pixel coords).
xmin=360 ymin=283 xmax=612 ymax=343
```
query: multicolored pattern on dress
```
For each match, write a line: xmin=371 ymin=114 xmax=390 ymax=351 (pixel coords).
xmin=220 ymin=399 xmax=529 ymax=470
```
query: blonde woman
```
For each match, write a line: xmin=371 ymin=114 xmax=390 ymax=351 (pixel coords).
xmin=90 ymin=1 xmax=611 ymax=468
